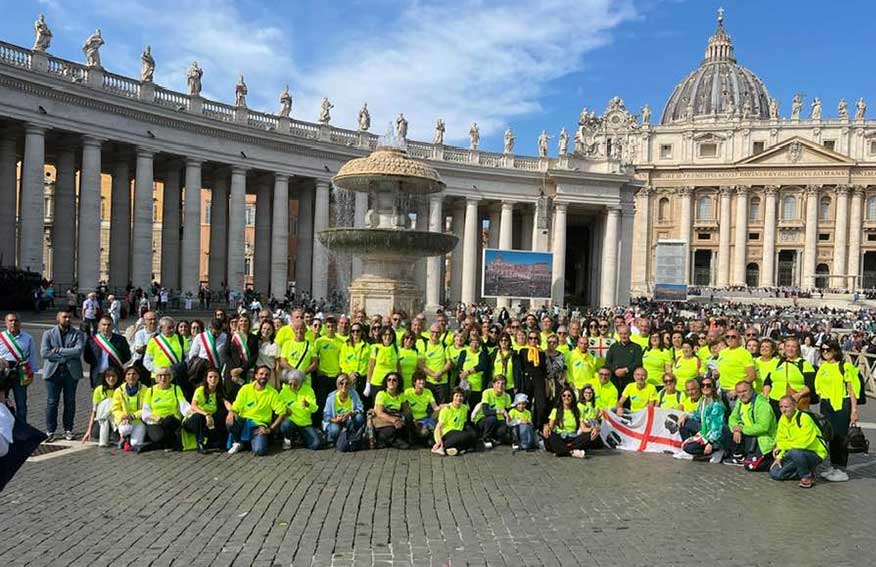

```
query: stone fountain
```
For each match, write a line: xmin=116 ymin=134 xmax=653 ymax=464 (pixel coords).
xmin=318 ymin=136 xmax=458 ymax=316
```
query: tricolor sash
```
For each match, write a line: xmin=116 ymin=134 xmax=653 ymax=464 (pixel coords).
xmin=155 ymin=334 xmax=181 ymax=366
xmin=94 ymin=333 xmax=123 ymax=367
xmin=200 ymin=332 xmax=221 ymax=369
xmin=0 ymin=331 xmax=25 ymax=363
xmin=232 ymin=332 xmax=250 ymax=363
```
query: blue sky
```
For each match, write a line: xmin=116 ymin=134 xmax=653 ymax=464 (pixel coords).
xmin=4 ymin=1 xmax=875 ymax=155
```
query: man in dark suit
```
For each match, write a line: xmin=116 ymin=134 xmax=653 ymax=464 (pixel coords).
xmin=39 ymin=309 xmax=85 ymax=441
xmin=84 ymin=316 xmax=132 ymax=388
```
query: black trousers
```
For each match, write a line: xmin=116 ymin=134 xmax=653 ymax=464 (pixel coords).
xmin=182 ymin=413 xmax=223 ymax=447
xmin=724 ymin=427 xmax=762 ymax=458
xmin=443 ymin=428 xmax=477 ymax=451
xmin=546 ymin=432 xmax=592 ymax=456
xmin=821 ymin=398 xmax=851 ymax=468
xmin=313 ymin=374 xmax=335 ymax=427
xmin=427 ymin=382 xmax=449 ymax=405
xmin=144 ymin=416 xmax=181 ymax=450
xmin=477 ymin=415 xmax=510 ymax=444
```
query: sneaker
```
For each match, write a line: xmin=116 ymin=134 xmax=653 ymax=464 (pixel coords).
xmin=571 ymin=449 xmax=587 ymax=459
xmin=282 ymin=438 xmax=292 ymax=450
xmin=723 ymin=456 xmax=745 ymax=466
xmin=821 ymin=466 xmax=849 ymax=482
xmin=227 ymin=442 xmax=242 ymax=455
xmin=511 ymin=444 xmax=520 ymax=451
xmin=64 ymin=431 xmax=75 ymax=441
xmin=44 ymin=432 xmax=56 ymax=443
xmin=537 ymin=438 xmax=546 ymax=451
xmin=799 ymin=476 xmax=814 ymax=489
xmin=123 ymin=440 xmax=132 ymax=452
xmin=482 ymin=441 xmax=494 ymax=450
xmin=709 ymin=449 xmax=725 ymax=464
xmin=431 ymin=446 xmax=446 ymax=456
xmin=445 ymin=447 xmax=459 ymax=457
xmin=673 ymin=451 xmax=694 ymax=460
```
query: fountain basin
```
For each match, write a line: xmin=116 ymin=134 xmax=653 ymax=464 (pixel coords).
xmin=332 ymin=148 xmax=445 ymax=195
xmin=318 ymin=228 xmax=458 ymax=260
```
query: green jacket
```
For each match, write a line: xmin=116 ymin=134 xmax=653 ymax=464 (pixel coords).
xmin=728 ymin=393 xmax=776 ymax=454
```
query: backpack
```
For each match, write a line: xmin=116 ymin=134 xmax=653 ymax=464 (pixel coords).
xmin=846 ymin=425 xmax=870 ymax=454
xmin=838 ymin=360 xmax=867 ymax=406
xmin=798 ymin=410 xmax=832 ymax=445
xmin=336 ymin=418 xmax=366 ymax=453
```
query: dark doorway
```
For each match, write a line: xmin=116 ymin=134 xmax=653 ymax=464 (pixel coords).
xmin=815 ymin=263 xmax=830 ymax=290
xmin=693 ymin=249 xmax=712 ymax=286
xmin=863 ymin=252 xmax=876 ymax=288
xmin=777 ymin=250 xmax=797 ymax=286
xmin=746 ymin=263 xmax=759 ymax=287
xmin=565 ymin=222 xmax=592 ymax=305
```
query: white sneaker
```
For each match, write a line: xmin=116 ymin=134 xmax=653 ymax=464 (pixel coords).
xmin=709 ymin=449 xmax=725 ymax=464
xmin=821 ymin=466 xmax=850 ymax=482
xmin=537 ymin=438 xmax=546 ymax=451
xmin=511 ymin=444 xmax=520 ymax=451
xmin=431 ymin=446 xmax=446 ymax=456
xmin=673 ymin=451 xmax=694 ymax=460
xmin=227 ymin=442 xmax=241 ymax=455
xmin=571 ymin=449 xmax=587 ymax=459
xmin=445 ymin=447 xmax=459 ymax=456
xmin=483 ymin=441 xmax=493 ymax=450
xmin=283 ymin=438 xmax=292 ymax=450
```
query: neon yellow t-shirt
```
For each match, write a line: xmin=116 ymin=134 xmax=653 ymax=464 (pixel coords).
xmin=315 ymin=336 xmax=343 ymax=377
xmin=620 ymin=382 xmax=658 ymax=412
xmin=370 ymin=344 xmax=399 ymax=386
xmin=231 ymin=383 xmax=284 ymax=427
xmin=404 ymin=387 xmax=435 ymax=421
xmin=717 ymin=346 xmax=755 ymax=391
xmin=549 ymin=407 xmax=578 ymax=435
xmin=438 ymin=403 xmax=468 ymax=434
xmin=278 ymin=383 xmax=317 ymax=427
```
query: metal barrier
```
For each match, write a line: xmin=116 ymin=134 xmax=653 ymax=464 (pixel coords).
xmin=845 ymin=351 xmax=876 ymax=398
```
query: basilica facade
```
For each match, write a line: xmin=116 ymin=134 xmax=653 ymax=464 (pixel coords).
xmin=608 ymin=12 xmax=876 ymax=294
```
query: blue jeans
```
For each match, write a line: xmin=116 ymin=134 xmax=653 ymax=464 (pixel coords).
xmin=770 ymin=449 xmax=822 ymax=481
xmin=45 ymin=368 xmax=78 ymax=433
xmin=12 ymin=379 xmax=28 ymax=425
xmin=280 ymin=420 xmax=322 ymax=450
xmin=512 ymin=423 xmax=535 ymax=450
xmin=325 ymin=413 xmax=366 ymax=444
xmin=229 ymin=417 xmax=270 ymax=456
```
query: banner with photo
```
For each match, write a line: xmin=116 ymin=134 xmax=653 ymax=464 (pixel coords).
xmin=600 ymin=406 xmax=684 ymax=454
xmin=482 ymin=249 xmax=553 ymax=300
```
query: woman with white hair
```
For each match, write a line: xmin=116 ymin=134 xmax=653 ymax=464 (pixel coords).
xmin=322 ymin=373 xmax=365 ymax=446
xmin=278 ymin=368 xmax=321 ymax=450
xmin=140 ymin=367 xmax=190 ymax=452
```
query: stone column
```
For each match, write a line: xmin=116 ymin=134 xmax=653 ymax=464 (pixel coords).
xmin=53 ymin=145 xmax=77 ymax=290
xmin=425 ymin=194 xmax=444 ymax=313
xmin=832 ymin=184 xmax=850 ymax=283
xmin=207 ymin=172 xmax=228 ymax=289
xmin=130 ymin=148 xmax=154 ymax=289
xmin=311 ymin=180 xmax=331 ymax=301
xmin=519 ymin=207 xmax=533 ymax=251
xmin=761 ymin=186 xmax=778 ymax=286
xmin=77 ymin=136 xmax=103 ymax=293
xmin=294 ymin=182 xmax=314 ymax=296
xmin=227 ymin=167 xmax=248 ymax=293
xmin=460 ymin=197 xmax=481 ymax=305
xmin=532 ymin=198 xmax=550 ymax=252
xmin=488 ymin=207 xmax=501 ymax=249
xmin=600 ymin=207 xmax=620 ymax=307
xmin=496 ymin=201 xmax=514 ymax=309
xmin=630 ymin=187 xmax=651 ymax=294
xmin=848 ymin=185 xmax=863 ymax=288
xmin=678 ymin=187 xmax=692 ymax=284
xmin=160 ymin=164 xmax=181 ymax=289
xmin=0 ymin=131 xmax=17 ymax=266
xmin=717 ymin=186 xmax=732 ymax=286
xmin=551 ymin=202 xmax=568 ymax=307
xmin=108 ymin=158 xmax=131 ymax=290
xmin=20 ymin=124 xmax=46 ymax=273
xmin=415 ymin=202 xmax=429 ymax=296
xmin=802 ymin=185 xmax=820 ymax=288
xmin=254 ymin=179 xmax=272 ymax=295
xmin=448 ymin=201 xmax=465 ymax=303
xmin=732 ymin=185 xmax=749 ymax=285
xmin=351 ymin=191 xmax=368 ymax=279
xmin=270 ymin=174 xmax=290 ymax=298
xmin=180 ymin=158 xmax=203 ymax=295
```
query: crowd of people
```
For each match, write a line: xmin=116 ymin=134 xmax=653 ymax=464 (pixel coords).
xmin=0 ymin=296 xmax=871 ymax=489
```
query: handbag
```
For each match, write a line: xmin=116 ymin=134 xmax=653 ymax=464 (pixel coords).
xmin=847 ymin=425 xmax=870 ymax=454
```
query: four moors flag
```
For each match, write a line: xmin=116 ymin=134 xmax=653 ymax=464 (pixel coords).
xmin=600 ymin=406 xmax=684 ymax=454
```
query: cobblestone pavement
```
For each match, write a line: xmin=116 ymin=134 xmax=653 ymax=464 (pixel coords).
xmin=2 ymin=317 xmax=876 ymax=566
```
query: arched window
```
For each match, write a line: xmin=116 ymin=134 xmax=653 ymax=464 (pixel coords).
xmin=815 ymin=263 xmax=830 ymax=290
xmin=746 ymin=263 xmax=760 ymax=287
xmin=867 ymin=195 xmax=876 ymax=220
xmin=749 ymin=196 xmax=761 ymax=222
xmin=781 ymin=195 xmax=797 ymax=220
xmin=658 ymin=197 xmax=670 ymax=221
xmin=819 ymin=196 xmax=832 ymax=221
xmin=696 ymin=196 xmax=713 ymax=220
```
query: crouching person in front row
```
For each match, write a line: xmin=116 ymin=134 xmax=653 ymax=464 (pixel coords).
xmin=404 ymin=373 xmax=440 ymax=447
xmin=279 ymin=369 xmax=322 ymax=450
xmin=770 ymin=395 xmax=828 ymax=489
xmin=323 ymin=373 xmax=366 ymax=446
xmin=432 ymin=387 xmax=478 ymax=456
xmin=227 ymin=365 xmax=286 ymax=456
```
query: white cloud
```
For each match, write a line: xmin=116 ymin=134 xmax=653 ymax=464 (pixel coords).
xmin=30 ymin=0 xmax=637 ymax=145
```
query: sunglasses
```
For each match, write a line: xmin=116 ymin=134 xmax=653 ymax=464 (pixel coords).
xmin=745 ymin=333 xmax=757 ymax=337
xmin=528 ymin=336 xmax=538 ymax=340
xmin=663 ymin=380 xmax=675 ymax=384
xmin=726 ymin=335 xmax=739 ymax=339
xmin=589 ymin=324 xmax=598 ymax=328
xmin=599 ymin=324 xmax=609 ymax=328
xmin=561 ymin=394 xmax=573 ymax=399
xmin=701 ymin=382 xmax=714 ymax=388
xmin=386 ymin=377 xmax=398 ymax=382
